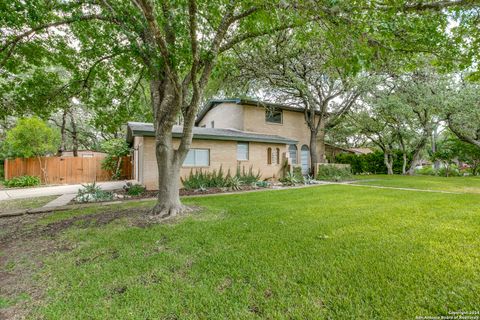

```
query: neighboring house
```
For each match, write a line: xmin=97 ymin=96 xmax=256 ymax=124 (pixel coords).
xmin=128 ymin=98 xmax=354 ymax=190
xmin=60 ymin=150 xmax=107 ymax=158
xmin=347 ymin=147 xmax=374 ymax=155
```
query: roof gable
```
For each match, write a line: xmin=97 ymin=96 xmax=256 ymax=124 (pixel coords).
xmin=127 ymin=122 xmax=298 ymax=145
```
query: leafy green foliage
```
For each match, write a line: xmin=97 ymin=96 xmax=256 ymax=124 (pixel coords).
xmin=3 ymin=175 xmax=41 ymax=188
xmin=280 ymin=172 xmax=301 ymax=186
xmin=335 ymin=151 xmax=411 ymax=174
xmin=101 ymin=139 xmax=130 ymax=180
xmin=181 ymin=166 xmax=262 ymax=190
xmin=75 ymin=182 xmax=113 ymax=203
xmin=123 ymin=182 xmax=146 ymax=196
xmin=235 ymin=166 xmax=262 ymax=185
xmin=2 ymin=117 xmax=60 ymax=159
xmin=316 ymin=165 xmax=353 ymax=181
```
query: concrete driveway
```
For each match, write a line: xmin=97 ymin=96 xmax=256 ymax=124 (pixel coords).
xmin=0 ymin=181 xmax=129 ymax=201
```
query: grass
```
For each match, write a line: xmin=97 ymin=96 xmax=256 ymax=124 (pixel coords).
xmin=0 ymin=195 xmax=58 ymax=213
xmin=9 ymin=180 xmax=476 ymax=319
xmin=354 ymin=174 xmax=480 ymax=193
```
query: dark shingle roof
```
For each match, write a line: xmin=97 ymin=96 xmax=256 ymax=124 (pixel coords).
xmin=126 ymin=122 xmax=297 ymax=145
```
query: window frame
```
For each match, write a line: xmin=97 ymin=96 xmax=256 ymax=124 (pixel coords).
xmin=265 ymin=108 xmax=283 ymax=124
xmin=237 ymin=142 xmax=249 ymax=161
xmin=182 ymin=148 xmax=210 ymax=167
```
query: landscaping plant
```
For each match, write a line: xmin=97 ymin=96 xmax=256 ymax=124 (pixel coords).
xmin=75 ymin=182 xmax=113 ymax=203
xmin=123 ymin=182 xmax=146 ymax=196
xmin=316 ymin=164 xmax=353 ymax=182
xmin=280 ymin=172 xmax=300 ymax=186
xmin=3 ymin=175 xmax=41 ymax=188
xmin=2 ymin=117 xmax=60 ymax=183
xmin=101 ymin=139 xmax=130 ymax=180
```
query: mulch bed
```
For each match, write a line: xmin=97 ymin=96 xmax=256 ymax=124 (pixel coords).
xmin=69 ymin=185 xmax=270 ymax=205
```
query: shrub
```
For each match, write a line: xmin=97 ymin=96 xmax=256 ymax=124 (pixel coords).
xmin=224 ymin=176 xmax=241 ymax=191
xmin=101 ymin=139 xmax=130 ymax=180
xmin=123 ymin=182 xmax=146 ymax=196
xmin=335 ymin=150 xmax=411 ymax=174
xmin=3 ymin=175 xmax=41 ymax=188
xmin=292 ymin=166 xmax=304 ymax=182
xmin=280 ymin=172 xmax=300 ymax=186
xmin=255 ymin=180 xmax=270 ymax=188
xmin=415 ymin=166 xmax=435 ymax=176
xmin=437 ymin=164 xmax=460 ymax=177
xmin=236 ymin=165 xmax=261 ymax=184
xmin=181 ymin=167 xmax=227 ymax=190
xmin=75 ymin=182 xmax=113 ymax=203
xmin=181 ymin=166 xmax=263 ymax=190
xmin=316 ymin=164 xmax=353 ymax=181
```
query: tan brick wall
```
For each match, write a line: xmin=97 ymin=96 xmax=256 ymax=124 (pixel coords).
xmin=241 ymin=105 xmax=313 ymax=164
xmin=139 ymin=136 xmax=287 ymax=190
xmin=198 ymin=103 xmax=244 ymax=129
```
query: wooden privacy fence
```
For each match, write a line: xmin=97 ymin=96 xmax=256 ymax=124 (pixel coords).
xmin=4 ymin=156 xmax=132 ymax=185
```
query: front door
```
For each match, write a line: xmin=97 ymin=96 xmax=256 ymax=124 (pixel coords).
xmin=301 ymin=145 xmax=310 ymax=175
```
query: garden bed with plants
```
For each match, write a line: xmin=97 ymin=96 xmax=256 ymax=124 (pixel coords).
xmin=68 ymin=166 xmax=332 ymax=205
xmin=67 ymin=165 xmax=357 ymax=206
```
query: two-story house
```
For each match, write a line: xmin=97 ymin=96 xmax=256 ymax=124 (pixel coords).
xmin=127 ymin=99 xmax=352 ymax=190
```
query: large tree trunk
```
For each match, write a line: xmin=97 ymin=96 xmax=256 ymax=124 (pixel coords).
xmin=309 ymin=129 xmax=318 ymax=175
xmin=57 ymin=108 xmax=68 ymax=156
xmin=149 ymin=78 xmax=191 ymax=217
xmin=69 ymin=111 xmax=78 ymax=157
xmin=408 ymin=135 xmax=429 ymax=175
xmin=317 ymin=120 xmax=327 ymax=164
xmin=152 ymin=134 xmax=185 ymax=218
xmin=402 ymin=153 xmax=407 ymax=175
xmin=384 ymin=152 xmax=394 ymax=175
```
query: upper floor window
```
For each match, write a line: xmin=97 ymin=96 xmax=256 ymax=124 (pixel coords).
xmin=183 ymin=149 xmax=210 ymax=167
xmin=237 ymin=142 xmax=249 ymax=160
xmin=265 ymin=108 xmax=283 ymax=124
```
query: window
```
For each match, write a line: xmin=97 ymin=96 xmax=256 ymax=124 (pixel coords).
xmin=276 ymin=148 xmax=280 ymax=164
xmin=267 ymin=148 xmax=272 ymax=164
xmin=183 ymin=149 xmax=209 ymax=167
xmin=211 ymin=121 xmax=215 ymax=128
xmin=265 ymin=108 xmax=283 ymax=124
xmin=288 ymin=144 xmax=297 ymax=164
xmin=237 ymin=142 xmax=249 ymax=160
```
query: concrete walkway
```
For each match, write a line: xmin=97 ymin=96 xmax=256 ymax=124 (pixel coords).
xmin=0 ymin=181 xmax=129 ymax=201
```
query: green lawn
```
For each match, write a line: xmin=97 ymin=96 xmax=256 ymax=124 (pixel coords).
xmin=354 ymin=174 xmax=480 ymax=193
xmin=0 ymin=195 xmax=57 ymax=213
xmin=1 ymin=181 xmax=479 ymax=319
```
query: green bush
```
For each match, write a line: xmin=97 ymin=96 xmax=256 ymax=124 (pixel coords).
xmin=3 ymin=175 xmax=41 ymax=188
xmin=335 ymin=150 xmax=412 ymax=174
xmin=415 ymin=164 xmax=461 ymax=177
xmin=292 ymin=166 xmax=304 ymax=182
xmin=75 ymin=182 xmax=113 ymax=203
xmin=181 ymin=166 xmax=263 ymax=190
xmin=224 ymin=176 xmax=241 ymax=191
xmin=236 ymin=165 xmax=261 ymax=184
xmin=181 ymin=167 xmax=227 ymax=190
xmin=437 ymin=164 xmax=460 ymax=177
xmin=123 ymin=182 xmax=146 ymax=196
xmin=280 ymin=172 xmax=301 ymax=186
xmin=415 ymin=166 xmax=435 ymax=175
xmin=316 ymin=164 xmax=353 ymax=181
